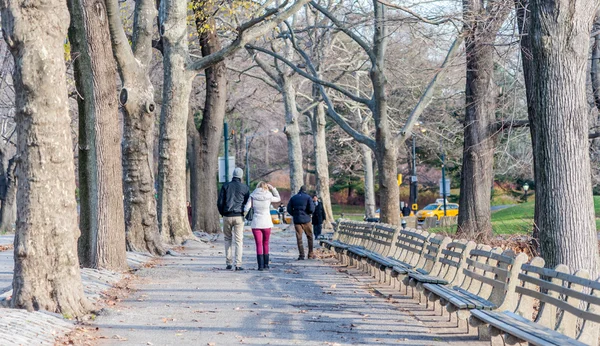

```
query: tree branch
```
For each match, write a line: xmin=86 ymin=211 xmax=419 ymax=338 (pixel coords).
xmin=246 ymin=44 xmax=372 ymax=105
xmin=105 ymin=0 xmax=138 ymax=80
xmin=396 ymin=34 xmax=464 ymax=144
xmin=376 ymin=0 xmax=454 ymax=25
xmin=493 ymin=119 xmax=530 ymax=132
xmin=281 ymin=23 xmax=376 ymax=150
xmin=228 ymin=65 xmax=281 ymax=91
xmin=309 ymin=1 xmax=376 ymax=63
xmin=131 ymin=0 xmax=156 ymax=65
xmin=187 ymin=0 xmax=310 ymax=71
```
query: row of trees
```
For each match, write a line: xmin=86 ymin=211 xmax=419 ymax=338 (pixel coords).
xmin=0 ymin=0 xmax=597 ymax=318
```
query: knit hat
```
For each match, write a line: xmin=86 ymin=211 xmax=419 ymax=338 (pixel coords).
xmin=232 ymin=167 xmax=243 ymax=179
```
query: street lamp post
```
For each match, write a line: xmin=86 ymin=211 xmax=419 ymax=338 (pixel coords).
xmin=245 ymin=128 xmax=279 ymax=186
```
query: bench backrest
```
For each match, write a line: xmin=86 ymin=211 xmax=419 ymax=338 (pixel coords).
xmin=459 ymin=246 xmax=528 ymax=308
xmin=420 ymin=234 xmax=452 ymax=275
xmin=431 ymin=240 xmax=476 ymax=285
xmin=333 ymin=219 xmax=353 ymax=243
xmin=388 ymin=229 xmax=430 ymax=268
xmin=346 ymin=222 xmax=373 ymax=248
xmin=512 ymin=257 xmax=600 ymax=344
xmin=369 ymin=224 xmax=398 ymax=257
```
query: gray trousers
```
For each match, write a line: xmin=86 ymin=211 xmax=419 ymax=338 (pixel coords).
xmin=223 ymin=216 xmax=244 ymax=266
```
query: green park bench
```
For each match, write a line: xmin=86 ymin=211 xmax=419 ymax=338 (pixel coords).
xmin=470 ymin=257 xmax=600 ymax=345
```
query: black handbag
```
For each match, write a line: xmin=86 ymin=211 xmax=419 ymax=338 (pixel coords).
xmin=245 ymin=198 xmax=254 ymax=221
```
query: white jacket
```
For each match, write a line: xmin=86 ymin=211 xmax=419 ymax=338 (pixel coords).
xmin=244 ymin=187 xmax=281 ymax=229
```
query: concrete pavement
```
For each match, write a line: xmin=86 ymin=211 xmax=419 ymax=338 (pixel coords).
xmin=92 ymin=227 xmax=485 ymax=345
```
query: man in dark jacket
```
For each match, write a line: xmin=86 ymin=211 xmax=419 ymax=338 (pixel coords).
xmin=287 ymin=186 xmax=315 ymax=260
xmin=217 ymin=167 xmax=250 ymax=270
xmin=312 ymin=195 xmax=325 ymax=240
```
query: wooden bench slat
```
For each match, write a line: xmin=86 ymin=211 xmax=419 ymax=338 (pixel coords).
xmin=470 ymin=310 xmax=585 ymax=346
xmin=463 ymin=269 xmax=507 ymax=289
xmin=410 ymin=273 xmax=449 ymax=284
xmin=394 ymin=243 xmax=423 ymax=253
xmin=426 ymin=245 xmax=441 ymax=253
xmin=439 ymin=257 xmax=460 ymax=267
xmin=441 ymin=249 xmax=463 ymax=259
xmin=428 ymin=237 xmax=443 ymax=245
xmin=466 ymin=258 xmax=510 ymax=279
xmin=469 ymin=249 xmax=515 ymax=265
xmin=515 ymin=286 xmax=600 ymax=323
xmin=518 ymin=273 xmax=600 ymax=307
xmin=521 ymin=264 xmax=600 ymax=291
xmin=397 ymin=237 xmax=427 ymax=248
xmin=424 ymin=284 xmax=472 ymax=308
xmin=400 ymin=231 xmax=428 ymax=241
xmin=453 ymin=287 xmax=496 ymax=310
xmin=423 ymin=254 xmax=436 ymax=261
xmin=447 ymin=242 xmax=467 ymax=250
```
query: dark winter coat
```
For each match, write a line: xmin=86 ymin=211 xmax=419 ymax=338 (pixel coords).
xmin=287 ymin=191 xmax=315 ymax=224
xmin=312 ymin=201 xmax=325 ymax=225
xmin=217 ymin=177 xmax=250 ymax=217
xmin=402 ymin=205 xmax=411 ymax=217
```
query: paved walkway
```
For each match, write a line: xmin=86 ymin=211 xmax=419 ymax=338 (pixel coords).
xmin=92 ymin=227 xmax=485 ymax=345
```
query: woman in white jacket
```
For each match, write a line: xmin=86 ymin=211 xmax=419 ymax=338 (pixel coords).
xmin=245 ymin=181 xmax=281 ymax=271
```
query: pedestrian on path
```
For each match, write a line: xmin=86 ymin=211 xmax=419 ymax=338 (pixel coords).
xmin=287 ymin=186 xmax=315 ymax=260
xmin=278 ymin=203 xmax=285 ymax=223
xmin=312 ymin=195 xmax=325 ymax=240
xmin=217 ymin=167 xmax=250 ymax=271
xmin=244 ymin=181 xmax=280 ymax=271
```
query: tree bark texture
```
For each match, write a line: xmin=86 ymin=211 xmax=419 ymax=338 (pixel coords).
xmin=187 ymin=111 xmax=202 ymax=231
xmin=105 ymin=0 xmax=165 ymax=255
xmin=1 ymin=0 xmax=92 ymax=316
xmin=157 ymin=0 xmax=194 ymax=244
xmin=282 ymin=78 xmax=304 ymax=194
xmin=527 ymin=0 xmax=599 ymax=276
xmin=456 ymin=0 xmax=510 ymax=239
xmin=191 ymin=15 xmax=226 ymax=234
xmin=0 ymin=156 xmax=16 ymax=232
xmin=68 ymin=0 xmax=127 ymax=270
xmin=361 ymin=143 xmax=376 ymax=219
xmin=312 ymin=102 xmax=333 ymax=226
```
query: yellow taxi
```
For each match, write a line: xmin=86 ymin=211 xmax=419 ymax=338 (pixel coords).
xmin=416 ymin=202 xmax=459 ymax=222
xmin=270 ymin=208 xmax=292 ymax=224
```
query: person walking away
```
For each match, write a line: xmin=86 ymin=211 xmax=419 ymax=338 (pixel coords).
xmin=402 ymin=203 xmax=411 ymax=217
xmin=278 ymin=203 xmax=285 ymax=223
xmin=287 ymin=186 xmax=315 ymax=260
xmin=217 ymin=167 xmax=249 ymax=271
xmin=244 ymin=181 xmax=280 ymax=271
xmin=312 ymin=195 xmax=325 ymax=240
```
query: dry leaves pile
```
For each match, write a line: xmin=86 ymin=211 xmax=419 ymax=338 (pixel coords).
xmin=488 ymin=235 xmax=538 ymax=259
xmin=0 ymin=244 xmax=12 ymax=252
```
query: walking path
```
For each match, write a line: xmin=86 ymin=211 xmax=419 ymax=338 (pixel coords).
xmin=91 ymin=227 xmax=485 ymax=345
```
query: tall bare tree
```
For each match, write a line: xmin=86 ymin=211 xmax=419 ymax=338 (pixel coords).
xmin=517 ymin=0 xmax=600 ymax=276
xmin=106 ymin=0 xmax=166 ymax=255
xmin=68 ymin=0 xmax=127 ymax=269
xmin=456 ymin=0 xmax=512 ymax=239
xmin=0 ymin=0 xmax=92 ymax=316
xmin=249 ymin=1 xmax=463 ymax=224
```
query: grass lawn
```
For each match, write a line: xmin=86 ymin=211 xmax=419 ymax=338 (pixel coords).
xmin=430 ymin=196 xmax=600 ymax=235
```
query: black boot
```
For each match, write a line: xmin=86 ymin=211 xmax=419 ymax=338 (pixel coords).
xmin=257 ymin=254 xmax=265 ymax=271
xmin=264 ymin=254 xmax=270 ymax=270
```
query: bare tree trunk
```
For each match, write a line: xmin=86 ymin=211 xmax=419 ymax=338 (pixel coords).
xmin=282 ymin=78 xmax=304 ymax=193
xmin=187 ymin=111 xmax=202 ymax=231
xmin=191 ymin=13 xmax=226 ymax=234
xmin=68 ymin=0 xmax=127 ymax=270
xmin=456 ymin=0 xmax=511 ymax=240
xmin=0 ymin=156 xmax=16 ymax=232
xmin=312 ymin=102 xmax=333 ymax=226
xmin=592 ymin=10 xmax=600 ymax=113
xmin=106 ymin=0 xmax=165 ymax=255
xmin=361 ymin=144 xmax=376 ymax=219
xmin=526 ymin=0 xmax=600 ymax=276
xmin=1 ymin=0 xmax=92 ymax=316
xmin=157 ymin=0 xmax=194 ymax=244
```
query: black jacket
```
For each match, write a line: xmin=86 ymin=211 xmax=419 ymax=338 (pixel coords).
xmin=217 ymin=178 xmax=250 ymax=217
xmin=287 ymin=192 xmax=315 ymax=224
xmin=312 ymin=201 xmax=325 ymax=225
xmin=402 ymin=206 xmax=411 ymax=217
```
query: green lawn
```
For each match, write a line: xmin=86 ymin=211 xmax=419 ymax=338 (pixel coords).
xmin=429 ymin=196 xmax=600 ymax=235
